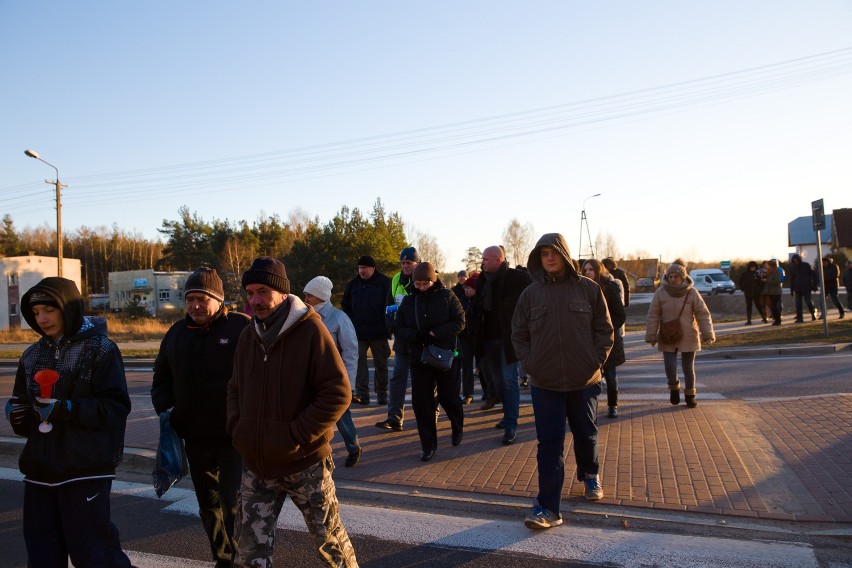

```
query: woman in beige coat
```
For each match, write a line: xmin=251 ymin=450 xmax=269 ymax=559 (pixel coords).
xmin=645 ymin=261 xmax=715 ymax=407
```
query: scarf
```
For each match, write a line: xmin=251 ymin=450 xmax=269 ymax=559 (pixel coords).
xmin=256 ymin=299 xmax=291 ymax=348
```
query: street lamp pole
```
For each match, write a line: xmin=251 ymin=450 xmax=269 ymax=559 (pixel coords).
xmin=578 ymin=193 xmax=601 ymax=260
xmin=24 ymin=149 xmax=65 ymax=277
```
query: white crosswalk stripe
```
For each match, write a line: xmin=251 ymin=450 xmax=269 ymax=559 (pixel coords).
xmin=0 ymin=468 xmax=817 ymax=567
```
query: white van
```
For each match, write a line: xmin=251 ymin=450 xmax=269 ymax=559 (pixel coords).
xmin=689 ymin=269 xmax=736 ymax=296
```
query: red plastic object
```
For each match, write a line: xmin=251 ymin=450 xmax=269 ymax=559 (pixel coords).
xmin=34 ymin=370 xmax=59 ymax=399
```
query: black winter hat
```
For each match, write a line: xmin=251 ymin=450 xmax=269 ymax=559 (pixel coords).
xmin=400 ymin=247 xmax=420 ymax=262
xmin=357 ymin=255 xmax=376 ymax=268
xmin=184 ymin=267 xmax=224 ymax=302
xmin=242 ymin=256 xmax=290 ymax=294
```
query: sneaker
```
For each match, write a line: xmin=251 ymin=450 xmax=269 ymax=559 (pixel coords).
xmin=584 ymin=474 xmax=603 ymax=501
xmin=344 ymin=448 xmax=361 ymax=467
xmin=607 ymin=406 xmax=618 ymax=418
xmin=374 ymin=419 xmax=403 ymax=431
xmin=352 ymin=394 xmax=370 ymax=405
xmin=524 ymin=505 xmax=563 ymax=530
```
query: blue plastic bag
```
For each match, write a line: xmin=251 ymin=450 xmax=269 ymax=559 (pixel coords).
xmin=152 ymin=409 xmax=188 ymax=497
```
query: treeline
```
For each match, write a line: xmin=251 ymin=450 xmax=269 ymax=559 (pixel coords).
xmin=0 ymin=199 xmax=412 ymax=305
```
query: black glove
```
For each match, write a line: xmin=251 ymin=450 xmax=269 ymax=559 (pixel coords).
xmin=416 ymin=331 xmax=431 ymax=344
xmin=5 ymin=396 xmax=31 ymax=437
xmin=34 ymin=398 xmax=75 ymax=424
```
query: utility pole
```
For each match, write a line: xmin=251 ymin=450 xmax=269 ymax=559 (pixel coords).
xmin=24 ymin=150 xmax=66 ymax=276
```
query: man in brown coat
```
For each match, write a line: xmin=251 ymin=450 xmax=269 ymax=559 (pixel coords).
xmin=226 ymin=256 xmax=358 ymax=567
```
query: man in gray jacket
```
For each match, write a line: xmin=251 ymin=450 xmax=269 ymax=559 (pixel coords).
xmin=512 ymin=233 xmax=613 ymax=530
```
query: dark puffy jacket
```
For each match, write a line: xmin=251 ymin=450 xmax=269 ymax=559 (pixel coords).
xmin=342 ymin=271 xmax=392 ymax=339
xmin=393 ymin=279 xmax=465 ymax=358
xmin=15 ymin=278 xmax=130 ymax=485
xmin=151 ymin=308 xmax=250 ymax=447
xmin=789 ymin=255 xmax=817 ymax=292
xmin=511 ymin=233 xmax=613 ymax=392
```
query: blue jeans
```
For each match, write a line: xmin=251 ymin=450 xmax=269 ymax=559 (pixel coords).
xmin=530 ymin=383 xmax=601 ymax=516
xmin=480 ymin=340 xmax=520 ymax=429
xmin=386 ymin=352 xmax=410 ymax=424
xmin=336 ymin=407 xmax=360 ymax=454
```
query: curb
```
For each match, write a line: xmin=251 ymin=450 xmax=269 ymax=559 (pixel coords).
xmin=699 ymin=343 xmax=850 ymax=359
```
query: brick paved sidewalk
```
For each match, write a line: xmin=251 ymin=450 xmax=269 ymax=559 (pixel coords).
xmin=5 ymin=392 xmax=851 ymax=523
xmin=329 ymin=395 xmax=852 ymax=523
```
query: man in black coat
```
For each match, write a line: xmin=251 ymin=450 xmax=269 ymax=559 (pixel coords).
xmin=151 ymin=267 xmax=250 ymax=568
xmin=341 ymin=255 xmax=392 ymax=405
xmin=789 ymin=254 xmax=817 ymax=322
xmin=472 ymin=245 xmax=531 ymax=445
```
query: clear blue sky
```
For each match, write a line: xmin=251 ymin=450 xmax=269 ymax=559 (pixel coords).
xmin=2 ymin=1 xmax=851 ymax=270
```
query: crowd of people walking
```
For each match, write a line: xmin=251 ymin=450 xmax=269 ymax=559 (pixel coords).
xmin=6 ymin=246 xmax=850 ymax=565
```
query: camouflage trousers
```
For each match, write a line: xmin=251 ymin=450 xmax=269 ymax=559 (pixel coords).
xmin=233 ymin=456 xmax=358 ymax=568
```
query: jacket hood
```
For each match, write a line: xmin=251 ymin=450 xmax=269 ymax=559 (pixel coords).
xmin=527 ymin=233 xmax=578 ymax=283
xmin=21 ymin=277 xmax=84 ymax=338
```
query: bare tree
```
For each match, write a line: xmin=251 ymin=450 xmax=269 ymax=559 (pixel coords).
xmin=502 ymin=219 xmax=534 ymax=267
xmin=595 ymin=231 xmax=620 ymax=259
xmin=413 ymin=231 xmax=446 ymax=272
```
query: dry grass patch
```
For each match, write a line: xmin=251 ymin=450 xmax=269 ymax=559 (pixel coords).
xmin=0 ymin=315 xmax=171 ymax=344
xmin=710 ymin=318 xmax=852 ymax=348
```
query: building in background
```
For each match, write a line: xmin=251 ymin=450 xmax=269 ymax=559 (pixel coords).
xmin=830 ymin=208 xmax=852 ymax=261
xmin=108 ymin=269 xmax=192 ymax=318
xmin=788 ymin=215 xmax=834 ymax=264
xmin=0 ymin=254 xmax=82 ymax=331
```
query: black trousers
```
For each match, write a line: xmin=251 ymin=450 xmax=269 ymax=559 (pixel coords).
xmin=185 ymin=441 xmax=243 ymax=566
xmin=411 ymin=357 xmax=464 ymax=452
xmin=23 ymin=477 xmax=131 ymax=568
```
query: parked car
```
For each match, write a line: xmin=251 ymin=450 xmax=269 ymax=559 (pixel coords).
xmin=690 ymin=269 xmax=736 ymax=295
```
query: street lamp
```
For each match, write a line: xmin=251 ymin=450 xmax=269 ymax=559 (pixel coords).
xmin=578 ymin=193 xmax=601 ymax=260
xmin=24 ymin=149 xmax=66 ymax=277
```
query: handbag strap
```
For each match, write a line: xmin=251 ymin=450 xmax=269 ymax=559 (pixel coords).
xmin=413 ymin=296 xmax=422 ymax=330
xmin=675 ymin=289 xmax=692 ymax=318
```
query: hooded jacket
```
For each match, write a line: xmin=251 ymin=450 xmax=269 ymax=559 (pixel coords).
xmin=511 ymin=234 xmax=613 ymax=392
xmin=151 ymin=307 xmax=251 ymax=447
xmin=226 ymin=295 xmax=350 ymax=479
xmin=13 ymin=278 xmax=130 ymax=485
